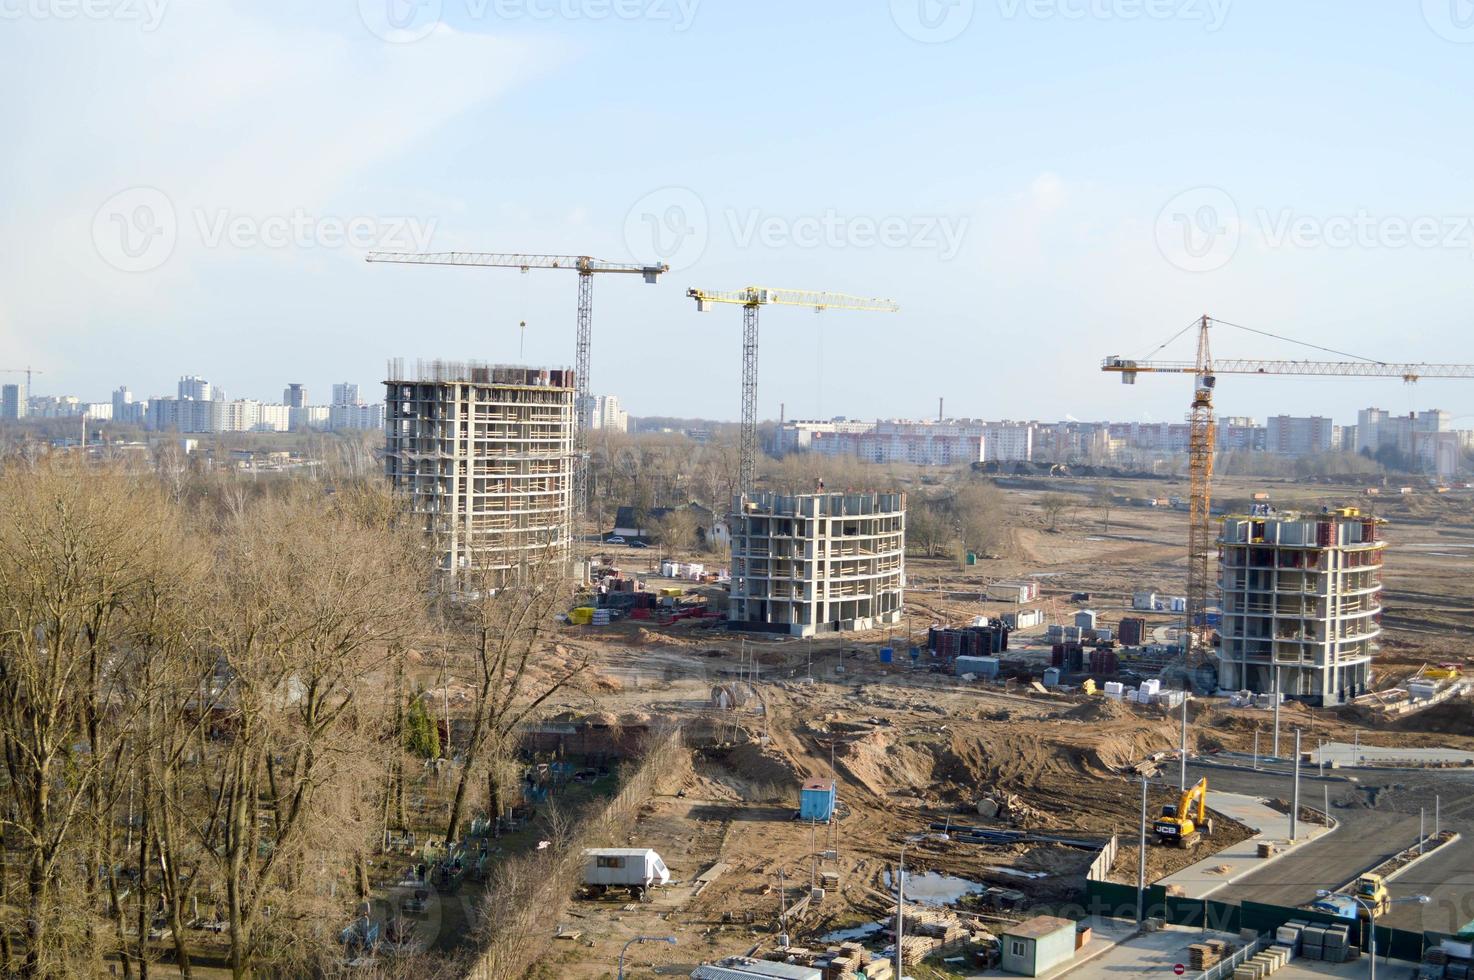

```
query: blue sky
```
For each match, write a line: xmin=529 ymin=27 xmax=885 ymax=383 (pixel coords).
xmin=4 ymin=0 xmax=1474 ymax=426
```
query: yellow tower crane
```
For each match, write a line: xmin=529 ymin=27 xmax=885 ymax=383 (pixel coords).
xmin=687 ymin=287 xmax=899 ymax=493
xmin=1103 ymin=315 xmax=1474 ymax=690
xmin=367 ymin=251 xmax=668 ymax=521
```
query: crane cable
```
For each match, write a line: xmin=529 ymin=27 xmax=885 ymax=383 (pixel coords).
xmin=1133 ymin=317 xmax=1204 ymax=362
xmin=1210 ymin=317 xmax=1382 ymax=364
xmin=1135 ymin=316 xmax=1385 ymax=365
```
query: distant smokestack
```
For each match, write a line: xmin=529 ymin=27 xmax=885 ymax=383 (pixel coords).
xmin=938 ymin=397 xmax=944 ymax=422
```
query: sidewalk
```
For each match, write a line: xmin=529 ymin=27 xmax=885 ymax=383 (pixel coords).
xmin=1312 ymin=742 xmax=1474 ymax=767
xmin=1156 ymin=792 xmax=1334 ymax=900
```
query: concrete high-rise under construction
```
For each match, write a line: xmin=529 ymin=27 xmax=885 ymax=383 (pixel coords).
xmin=1217 ymin=506 xmax=1384 ymax=706
xmin=728 ymin=491 xmax=905 ymax=636
xmin=384 ymin=360 xmax=575 ymax=581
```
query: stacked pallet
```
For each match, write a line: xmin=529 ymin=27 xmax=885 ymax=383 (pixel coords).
xmin=1188 ymin=940 xmax=1226 ymax=970
xmin=897 ymin=936 xmax=939 ymax=965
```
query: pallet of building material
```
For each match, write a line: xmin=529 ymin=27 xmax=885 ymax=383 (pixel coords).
xmin=898 ymin=936 xmax=939 ymax=965
xmin=1188 ymin=945 xmax=1220 ymax=969
xmin=1232 ymin=966 xmax=1260 ymax=980
xmin=1257 ymin=841 xmax=1278 ymax=858
xmin=860 ymin=959 xmax=893 ymax=980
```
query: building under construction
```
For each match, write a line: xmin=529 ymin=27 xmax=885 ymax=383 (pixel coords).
xmin=384 ymin=360 xmax=575 ymax=581
xmin=727 ymin=491 xmax=905 ymax=636
xmin=1217 ymin=506 xmax=1385 ymax=706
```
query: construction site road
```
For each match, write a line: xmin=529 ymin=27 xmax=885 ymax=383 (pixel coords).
xmin=1167 ymin=763 xmax=1474 ymax=933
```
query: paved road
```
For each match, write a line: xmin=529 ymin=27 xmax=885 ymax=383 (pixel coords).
xmin=1160 ymin=762 xmax=1474 ymax=933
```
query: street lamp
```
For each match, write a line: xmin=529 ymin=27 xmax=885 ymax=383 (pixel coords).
xmin=1314 ymin=891 xmax=1428 ymax=980
xmin=894 ymin=834 xmax=925 ymax=979
xmin=618 ymin=935 xmax=676 ymax=979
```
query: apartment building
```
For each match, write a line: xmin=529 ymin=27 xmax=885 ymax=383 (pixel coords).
xmin=728 ymin=490 xmax=905 ymax=637
xmin=1218 ymin=507 xmax=1384 ymax=706
xmin=384 ymin=361 xmax=576 ymax=581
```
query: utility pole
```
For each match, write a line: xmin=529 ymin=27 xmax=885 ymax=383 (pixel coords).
xmin=1137 ymin=776 xmax=1148 ymax=925
xmin=1436 ymin=795 xmax=1441 ymax=838
xmin=1291 ymin=729 xmax=1301 ymax=841
xmin=1421 ymin=808 xmax=1426 ymax=854
xmin=1253 ymin=727 xmax=1259 ymax=771
xmin=1273 ymin=667 xmax=1281 ymax=759
xmin=1324 ymin=784 xmax=1330 ymax=828
xmin=1179 ymin=694 xmax=1189 ymax=792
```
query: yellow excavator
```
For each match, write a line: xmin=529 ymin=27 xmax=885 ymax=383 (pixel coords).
xmin=1154 ymin=778 xmax=1214 ymax=848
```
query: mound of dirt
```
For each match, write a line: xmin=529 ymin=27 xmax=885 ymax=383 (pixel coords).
xmin=835 ymin=730 xmax=942 ymax=798
xmin=1385 ymin=699 xmax=1474 ymax=734
xmin=1061 ymin=699 xmax=1133 ymax=723
xmin=694 ymin=741 xmax=802 ymax=802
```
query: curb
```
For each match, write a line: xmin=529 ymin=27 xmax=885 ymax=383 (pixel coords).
xmin=1383 ymin=832 xmax=1462 ymax=885
xmin=1162 ymin=797 xmax=1340 ymax=901
xmin=1192 ymin=758 xmax=1357 ymax=783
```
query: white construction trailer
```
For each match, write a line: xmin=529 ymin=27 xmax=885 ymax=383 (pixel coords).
xmin=582 ymin=848 xmax=671 ymax=894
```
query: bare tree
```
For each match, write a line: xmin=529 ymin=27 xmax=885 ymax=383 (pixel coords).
xmin=190 ymin=486 xmax=422 ymax=979
xmin=440 ymin=550 xmax=591 ymax=846
xmin=0 ymin=460 xmax=179 ymax=977
xmin=1040 ymin=493 xmax=1071 ymax=532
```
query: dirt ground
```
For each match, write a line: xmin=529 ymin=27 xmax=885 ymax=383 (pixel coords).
xmin=524 ymin=477 xmax=1474 ymax=977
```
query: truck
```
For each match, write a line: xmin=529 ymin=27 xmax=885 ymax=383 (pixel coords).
xmin=1154 ymin=778 xmax=1214 ymax=848
xmin=582 ymin=847 xmax=670 ymax=897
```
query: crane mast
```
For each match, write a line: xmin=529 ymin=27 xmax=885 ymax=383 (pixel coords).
xmin=367 ymin=251 xmax=667 ymax=525
xmin=687 ymin=287 xmax=900 ymax=493
xmin=1104 ymin=317 xmax=1474 ymax=690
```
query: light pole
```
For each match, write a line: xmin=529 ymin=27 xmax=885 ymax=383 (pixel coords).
xmin=1137 ymin=775 xmax=1149 ymax=925
xmin=1314 ymin=891 xmax=1428 ymax=980
xmin=895 ymin=835 xmax=924 ymax=978
xmin=618 ymin=935 xmax=676 ymax=980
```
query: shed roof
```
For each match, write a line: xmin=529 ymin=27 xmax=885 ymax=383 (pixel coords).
xmin=1002 ymin=915 xmax=1076 ymax=940
xmin=582 ymin=847 xmax=658 ymax=858
xmin=801 ymin=779 xmax=833 ymax=792
xmin=690 ymin=960 xmax=822 ymax=980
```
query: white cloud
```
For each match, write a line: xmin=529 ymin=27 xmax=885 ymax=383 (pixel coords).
xmin=0 ymin=3 xmax=569 ymax=357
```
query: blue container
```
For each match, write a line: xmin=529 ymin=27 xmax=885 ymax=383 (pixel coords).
xmin=909 ymin=646 xmax=921 ymax=661
xmin=879 ymin=647 xmax=894 ymax=663
xmin=799 ymin=779 xmax=836 ymax=822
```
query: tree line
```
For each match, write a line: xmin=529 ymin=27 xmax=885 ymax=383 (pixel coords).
xmin=0 ymin=458 xmax=582 ymax=979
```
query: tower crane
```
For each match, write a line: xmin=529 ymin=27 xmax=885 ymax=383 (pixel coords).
xmin=1104 ymin=314 xmax=1474 ymax=687
xmin=0 ymin=367 xmax=43 ymax=393
xmin=366 ymin=251 xmax=668 ymax=521
xmin=687 ymin=287 xmax=900 ymax=493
